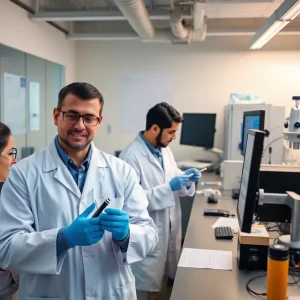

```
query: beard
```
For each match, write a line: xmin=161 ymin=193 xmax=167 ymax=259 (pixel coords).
xmin=155 ymin=130 xmax=172 ymax=148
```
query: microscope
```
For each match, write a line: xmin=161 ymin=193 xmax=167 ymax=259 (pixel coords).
xmin=284 ymin=96 xmax=300 ymax=150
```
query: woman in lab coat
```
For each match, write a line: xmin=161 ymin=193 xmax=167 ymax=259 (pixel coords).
xmin=0 ymin=122 xmax=18 ymax=300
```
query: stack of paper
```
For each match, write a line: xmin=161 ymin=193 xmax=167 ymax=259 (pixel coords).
xmin=178 ymin=248 xmax=233 ymax=271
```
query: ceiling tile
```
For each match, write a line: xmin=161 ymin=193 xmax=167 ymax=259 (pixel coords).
xmin=218 ymin=3 xmax=271 ymax=13
xmin=216 ymin=11 xmax=266 ymax=18
xmin=205 ymin=4 xmax=219 ymax=18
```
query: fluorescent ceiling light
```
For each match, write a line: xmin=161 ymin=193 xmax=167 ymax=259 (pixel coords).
xmin=282 ymin=2 xmax=300 ymax=20
xmin=250 ymin=20 xmax=288 ymax=49
xmin=249 ymin=0 xmax=300 ymax=50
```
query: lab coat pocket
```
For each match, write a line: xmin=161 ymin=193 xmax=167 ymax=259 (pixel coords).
xmin=95 ymin=196 xmax=124 ymax=211
xmin=112 ymin=277 xmax=136 ymax=300
xmin=107 ymin=196 xmax=124 ymax=210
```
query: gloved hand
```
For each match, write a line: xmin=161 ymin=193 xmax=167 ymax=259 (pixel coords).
xmin=169 ymin=175 xmax=190 ymax=191
xmin=184 ymin=168 xmax=202 ymax=183
xmin=63 ymin=202 xmax=104 ymax=248
xmin=100 ymin=208 xmax=130 ymax=241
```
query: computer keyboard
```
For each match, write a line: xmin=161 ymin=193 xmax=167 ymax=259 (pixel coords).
xmin=215 ymin=226 xmax=234 ymax=240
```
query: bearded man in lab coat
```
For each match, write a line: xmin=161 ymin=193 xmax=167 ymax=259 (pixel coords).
xmin=0 ymin=82 xmax=158 ymax=300
xmin=120 ymin=102 xmax=201 ymax=300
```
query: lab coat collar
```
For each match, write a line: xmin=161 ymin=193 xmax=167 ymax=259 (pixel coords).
xmin=135 ymin=135 xmax=164 ymax=172
xmin=44 ymin=139 xmax=107 ymax=171
xmin=81 ymin=143 xmax=108 ymax=199
xmin=44 ymin=139 xmax=108 ymax=199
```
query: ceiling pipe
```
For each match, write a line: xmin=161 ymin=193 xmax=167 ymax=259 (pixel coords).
xmin=112 ymin=0 xmax=156 ymax=39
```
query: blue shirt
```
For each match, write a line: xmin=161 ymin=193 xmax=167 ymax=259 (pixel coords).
xmin=139 ymin=131 xmax=164 ymax=169
xmin=55 ymin=136 xmax=92 ymax=193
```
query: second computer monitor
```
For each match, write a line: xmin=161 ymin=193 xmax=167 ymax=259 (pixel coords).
xmin=180 ymin=113 xmax=216 ymax=149
xmin=241 ymin=110 xmax=265 ymax=155
xmin=237 ymin=130 xmax=265 ymax=233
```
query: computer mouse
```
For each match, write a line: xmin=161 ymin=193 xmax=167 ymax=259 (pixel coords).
xmin=207 ymin=195 xmax=218 ymax=204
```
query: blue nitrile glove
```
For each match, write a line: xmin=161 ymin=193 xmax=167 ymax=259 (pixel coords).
xmin=63 ymin=202 xmax=104 ymax=248
xmin=100 ymin=208 xmax=130 ymax=241
xmin=169 ymin=175 xmax=190 ymax=191
xmin=184 ymin=168 xmax=202 ymax=183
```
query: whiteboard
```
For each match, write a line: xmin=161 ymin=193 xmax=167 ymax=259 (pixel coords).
xmin=3 ymin=73 xmax=26 ymax=134
xmin=120 ymin=74 xmax=174 ymax=132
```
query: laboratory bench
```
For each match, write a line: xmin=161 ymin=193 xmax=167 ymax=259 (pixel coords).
xmin=172 ymin=174 xmax=300 ymax=300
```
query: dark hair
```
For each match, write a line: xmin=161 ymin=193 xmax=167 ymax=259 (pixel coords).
xmin=146 ymin=102 xmax=183 ymax=130
xmin=0 ymin=122 xmax=11 ymax=154
xmin=57 ymin=82 xmax=104 ymax=114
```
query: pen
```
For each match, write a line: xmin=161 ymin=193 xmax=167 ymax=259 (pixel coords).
xmin=188 ymin=167 xmax=208 ymax=178
xmin=92 ymin=198 xmax=111 ymax=218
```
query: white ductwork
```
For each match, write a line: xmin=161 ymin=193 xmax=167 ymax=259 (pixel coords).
xmin=170 ymin=11 xmax=191 ymax=39
xmin=190 ymin=23 xmax=207 ymax=42
xmin=112 ymin=0 xmax=155 ymax=39
xmin=170 ymin=5 xmax=207 ymax=42
xmin=193 ymin=2 xmax=205 ymax=30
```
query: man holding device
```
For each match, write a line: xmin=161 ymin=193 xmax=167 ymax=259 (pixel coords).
xmin=0 ymin=82 xmax=158 ymax=300
xmin=120 ymin=102 xmax=202 ymax=300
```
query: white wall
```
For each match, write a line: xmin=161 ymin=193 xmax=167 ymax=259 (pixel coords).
xmin=0 ymin=0 xmax=76 ymax=83
xmin=77 ymin=37 xmax=300 ymax=161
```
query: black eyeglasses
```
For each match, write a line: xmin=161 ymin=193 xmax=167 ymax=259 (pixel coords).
xmin=58 ymin=109 xmax=100 ymax=127
xmin=1 ymin=147 xmax=17 ymax=161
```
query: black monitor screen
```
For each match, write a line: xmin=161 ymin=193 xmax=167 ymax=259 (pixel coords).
xmin=241 ymin=110 xmax=265 ymax=155
xmin=180 ymin=113 xmax=216 ymax=149
xmin=237 ymin=130 xmax=264 ymax=233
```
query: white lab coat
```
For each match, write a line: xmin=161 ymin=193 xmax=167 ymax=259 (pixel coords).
xmin=0 ymin=269 xmax=18 ymax=300
xmin=0 ymin=188 xmax=19 ymax=300
xmin=0 ymin=139 xmax=158 ymax=300
xmin=120 ymin=135 xmax=195 ymax=292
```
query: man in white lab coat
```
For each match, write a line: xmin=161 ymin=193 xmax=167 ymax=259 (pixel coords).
xmin=0 ymin=82 xmax=158 ymax=300
xmin=120 ymin=102 xmax=201 ymax=300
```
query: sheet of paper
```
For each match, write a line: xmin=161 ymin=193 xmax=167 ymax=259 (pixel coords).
xmin=212 ymin=217 xmax=240 ymax=231
xmin=3 ymin=73 xmax=26 ymax=134
xmin=178 ymin=248 xmax=233 ymax=271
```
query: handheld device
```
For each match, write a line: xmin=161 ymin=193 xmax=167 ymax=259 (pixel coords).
xmin=203 ymin=209 xmax=231 ymax=217
xmin=92 ymin=198 xmax=111 ymax=218
xmin=187 ymin=167 xmax=208 ymax=178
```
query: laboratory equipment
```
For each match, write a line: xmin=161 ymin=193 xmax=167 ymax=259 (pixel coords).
xmin=222 ymin=160 xmax=243 ymax=191
xmin=180 ymin=113 xmax=216 ymax=149
xmin=237 ymin=130 xmax=265 ymax=233
xmin=283 ymin=96 xmax=300 ymax=150
xmin=241 ymin=110 xmax=265 ymax=155
xmin=224 ymin=104 xmax=285 ymax=164
xmin=238 ymin=224 xmax=269 ymax=270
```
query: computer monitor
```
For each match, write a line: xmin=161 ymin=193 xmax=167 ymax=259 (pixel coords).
xmin=180 ymin=113 xmax=216 ymax=149
xmin=241 ymin=110 xmax=265 ymax=155
xmin=237 ymin=130 xmax=265 ymax=233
